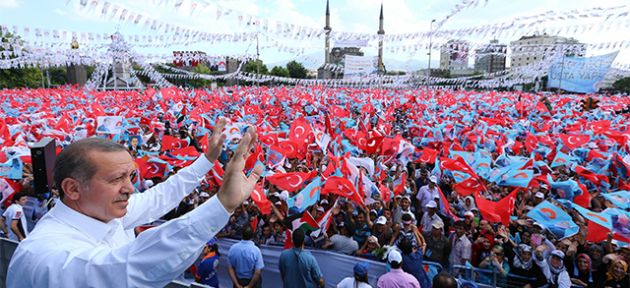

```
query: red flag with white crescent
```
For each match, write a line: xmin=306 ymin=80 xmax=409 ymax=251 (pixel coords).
xmin=266 ymin=171 xmax=317 ymax=192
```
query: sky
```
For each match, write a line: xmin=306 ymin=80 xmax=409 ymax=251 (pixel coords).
xmin=1 ymin=0 xmax=629 ymax=71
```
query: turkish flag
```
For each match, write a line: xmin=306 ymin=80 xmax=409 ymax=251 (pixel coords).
xmin=379 ymin=184 xmax=392 ymax=203
xmin=266 ymin=171 xmax=317 ymax=192
xmin=245 ymin=144 xmax=264 ymax=172
xmin=250 ymin=183 xmax=272 ymax=215
xmin=161 ymin=135 xmax=189 ymax=151
xmin=575 ymin=165 xmax=609 ymax=187
xmin=136 ymin=157 xmax=168 ymax=179
xmin=441 ymin=157 xmax=478 ymax=179
xmin=343 ymin=129 xmax=368 ymax=150
xmin=558 ymin=134 xmax=590 ymax=150
xmin=198 ymin=133 xmax=209 ymax=152
xmin=453 ymin=177 xmax=484 ymax=196
xmin=524 ymin=133 xmax=538 ymax=153
xmin=473 ymin=193 xmax=503 ymax=224
xmin=259 ymin=133 xmax=279 ymax=146
xmin=574 ymin=182 xmax=590 ymax=208
xmin=364 ymin=133 xmax=384 ymax=154
xmin=322 ymin=176 xmax=364 ymax=206
xmin=587 ymin=120 xmax=610 ymax=134
xmin=416 ymin=147 xmax=438 ymax=164
xmin=271 ymin=140 xmax=300 ymax=159
xmin=289 ymin=117 xmax=313 ymax=145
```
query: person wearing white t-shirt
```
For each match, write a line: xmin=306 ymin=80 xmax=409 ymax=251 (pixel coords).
xmin=2 ymin=191 xmax=29 ymax=241
xmin=337 ymin=262 xmax=372 ymax=288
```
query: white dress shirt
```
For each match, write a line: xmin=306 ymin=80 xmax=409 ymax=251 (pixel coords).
xmin=7 ymin=156 xmax=230 ymax=288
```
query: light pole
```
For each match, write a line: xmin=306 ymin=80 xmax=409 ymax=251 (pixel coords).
xmin=426 ymin=19 xmax=436 ymax=97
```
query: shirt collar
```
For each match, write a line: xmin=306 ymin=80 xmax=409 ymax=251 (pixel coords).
xmin=49 ymin=200 xmax=118 ymax=241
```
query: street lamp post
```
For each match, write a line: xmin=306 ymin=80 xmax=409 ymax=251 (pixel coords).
xmin=426 ymin=19 xmax=436 ymax=98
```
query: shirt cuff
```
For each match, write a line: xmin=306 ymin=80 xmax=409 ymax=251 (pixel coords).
xmin=189 ymin=196 xmax=232 ymax=238
xmin=187 ymin=155 xmax=215 ymax=178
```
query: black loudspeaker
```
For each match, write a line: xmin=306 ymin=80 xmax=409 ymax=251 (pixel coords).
xmin=30 ymin=138 xmax=57 ymax=195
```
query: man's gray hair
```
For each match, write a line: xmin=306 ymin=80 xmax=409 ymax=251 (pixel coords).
xmin=53 ymin=137 xmax=128 ymax=199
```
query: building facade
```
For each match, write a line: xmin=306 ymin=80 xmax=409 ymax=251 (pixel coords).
xmin=440 ymin=40 xmax=470 ymax=72
xmin=509 ymin=34 xmax=586 ymax=69
xmin=474 ymin=40 xmax=507 ymax=74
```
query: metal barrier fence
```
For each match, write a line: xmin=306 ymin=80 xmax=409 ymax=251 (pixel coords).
xmin=452 ymin=264 xmax=543 ymax=288
xmin=451 ymin=265 xmax=591 ymax=288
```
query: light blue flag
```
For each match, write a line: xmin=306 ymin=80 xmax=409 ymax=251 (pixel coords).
xmin=497 ymin=169 xmax=534 ymax=188
xmin=572 ymin=204 xmax=613 ymax=230
xmin=0 ymin=157 xmax=23 ymax=180
xmin=603 ymin=208 xmax=630 ymax=241
xmin=287 ymin=177 xmax=322 ymax=213
xmin=547 ymin=175 xmax=582 ymax=201
xmin=527 ymin=201 xmax=580 ymax=239
xmin=602 ymin=191 xmax=630 ymax=209
xmin=551 ymin=150 xmax=576 ymax=168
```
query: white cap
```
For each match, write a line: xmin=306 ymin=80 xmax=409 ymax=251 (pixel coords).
xmin=279 ymin=191 xmax=289 ymax=201
xmin=376 ymin=216 xmax=387 ymax=225
xmin=432 ymin=220 xmax=444 ymax=229
xmin=199 ymin=192 xmax=210 ymax=198
xmin=464 ymin=211 xmax=474 ymax=218
xmin=320 ymin=199 xmax=329 ymax=205
xmin=243 ymin=200 xmax=250 ymax=206
xmin=535 ymin=192 xmax=545 ymax=199
xmin=429 ymin=175 xmax=438 ymax=183
xmin=388 ymin=250 xmax=403 ymax=264
xmin=317 ymin=206 xmax=325 ymax=212
xmin=426 ymin=200 xmax=438 ymax=208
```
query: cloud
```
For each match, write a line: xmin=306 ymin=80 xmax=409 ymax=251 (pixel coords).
xmin=0 ymin=0 xmax=19 ymax=8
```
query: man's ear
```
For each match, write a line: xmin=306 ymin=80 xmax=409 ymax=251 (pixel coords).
xmin=61 ymin=178 xmax=82 ymax=201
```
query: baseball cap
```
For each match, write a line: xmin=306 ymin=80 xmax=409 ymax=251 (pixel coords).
xmin=353 ymin=262 xmax=370 ymax=277
xmin=432 ymin=220 xmax=444 ymax=229
xmin=518 ymin=244 xmax=532 ymax=253
xmin=402 ymin=195 xmax=411 ymax=201
xmin=429 ymin=176 xmax=438 ymax=183
xmin=426 ymin=200 xmax=438 ymax=209
xmin=388 ymin=250 xmax=403 ymax=264
xmin=550 ymin=249 xmax=565 ymax=259
xmin=535 ymin=192 xmax=545 ymax=199
xmin=376 ymin=216 xmax=388 ymax=225
xmin=199 ymin=192 xmax=210 ymax=198
xmin=367 ymin=236 xmax=380 ymax=247
xmin=320 ymin=199 xmax=329 ymax=205
xmin=464 ymin=211 xmax=474 ymax=218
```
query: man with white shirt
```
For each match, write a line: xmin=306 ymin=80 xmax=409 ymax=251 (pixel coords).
xmin=1 ymin=191 xmax=29 ymax=241
xmin=420 ymin=200 xmax=443 ymax=234
xmin=416 ymin=176 xmax=439 ymax=214
xmin=7 ymin=119 xmax=263 ymax=288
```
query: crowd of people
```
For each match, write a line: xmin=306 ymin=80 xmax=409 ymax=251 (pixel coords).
xmin=0 ymin=86 xmax=629 ymax=287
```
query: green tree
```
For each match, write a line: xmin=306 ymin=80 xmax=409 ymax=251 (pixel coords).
xmin=286 ymin=60 xmax=307 ymax=79
xmin=0 ymin=32 xmax=44 ymax=88
xmin=270 ymin=66 xmax=289 ymax=77
xmin=612 ymin=77 xmax=630 ymax=94
xmin=244 ymin=60 xmax=268 ymax=74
